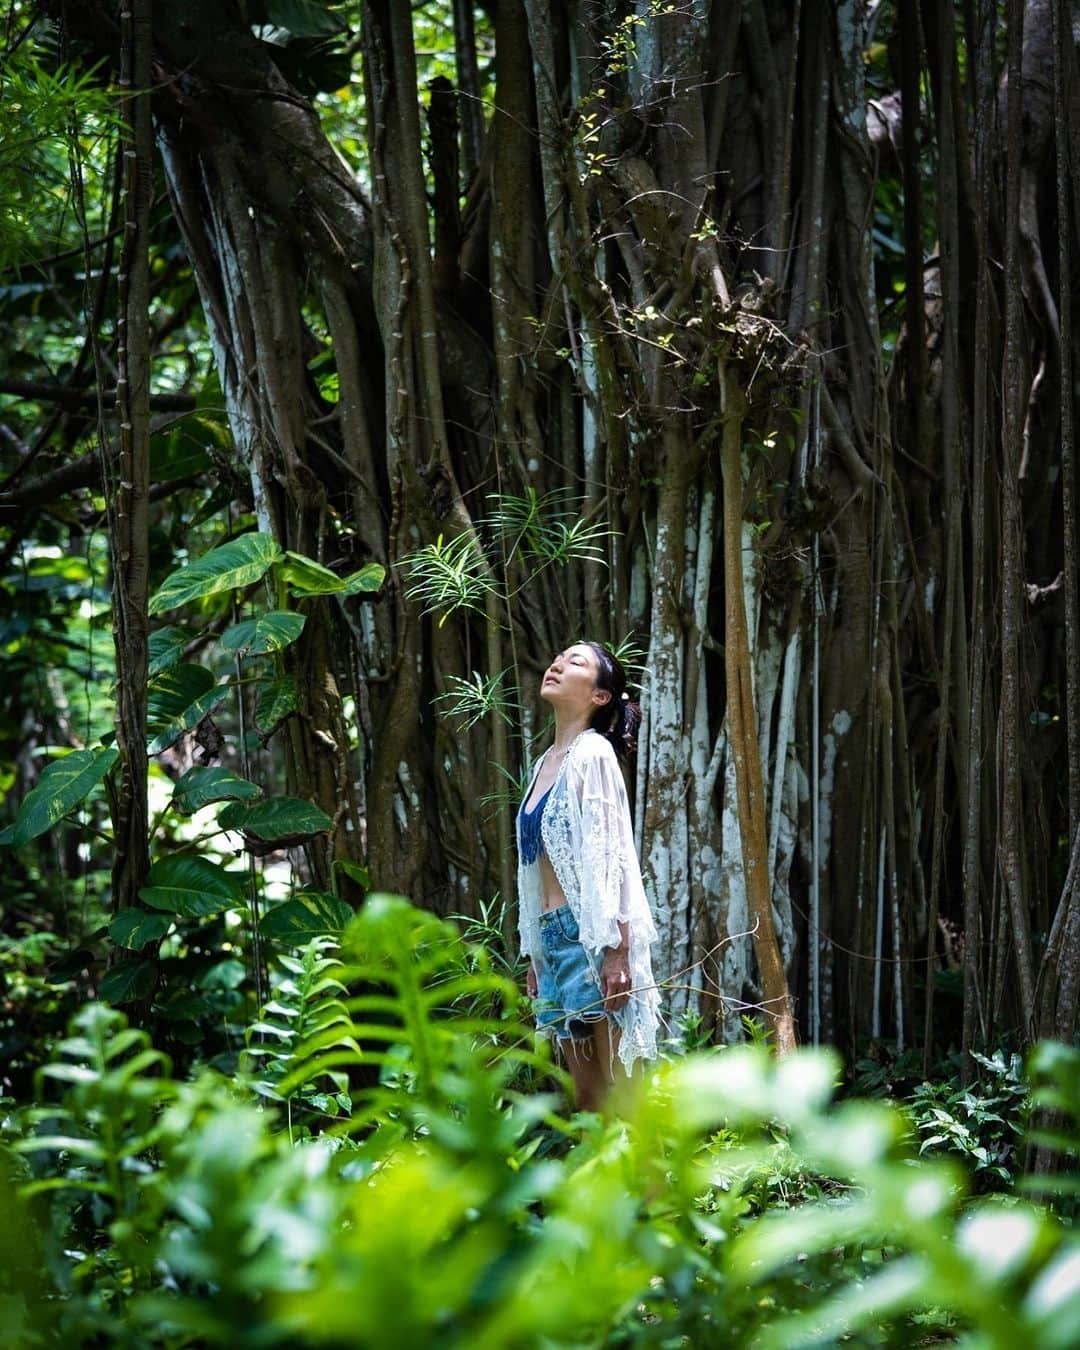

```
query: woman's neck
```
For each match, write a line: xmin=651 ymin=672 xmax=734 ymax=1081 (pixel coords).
xmin=552 ymin=711 xmax=590 ymax=754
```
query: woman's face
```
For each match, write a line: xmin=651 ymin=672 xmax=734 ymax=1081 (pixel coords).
xmin=541 ymin=643 xmax=611 ymax=716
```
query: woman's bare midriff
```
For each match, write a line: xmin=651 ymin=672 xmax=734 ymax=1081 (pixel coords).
xmin=538 ymin=852 xmax=567 ymax=913
xmin=523 ymin=753 xmax=569 ymax=913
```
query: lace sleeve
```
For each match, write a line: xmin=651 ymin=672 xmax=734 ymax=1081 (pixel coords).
xmin=574 ymin=747 xmax=631 ymax=955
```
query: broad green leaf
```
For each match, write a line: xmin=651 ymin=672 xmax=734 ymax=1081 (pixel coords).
xmin=148 ymin=685 xmax=228 ymax=755
xmin=0 ymin=746 xmax=118 ymax=847
xmin=172 ymin=767 xmax=261 ymax=815
xmin=220 ymin=610 xmax=306 ymax=655
xmin=334 ymin=858 xmax=371 ymax=889
xmin=255 ymin=676 xmax=299 ymax=728
xmin=279 ymin=552 xmax=384 ymax=598
xmin=147 ymin=663 xmax=214 ymax=718
xmin=149 ymin=532 xmax=283 ymax=614
xmin=108 ymin=908 xmax=172 ymax=951
xmin=191 ymin=481 xmax=237 ymax=529
xmin=149 ymin=419 xmax=216 ymax=483
xmin=261 ymin=890 xmax=354 ymax=940
xmin=265 ymin=0 xmax=347 ymax=37
xmin=147 ymin=625 xmax=191 ymax=676
xmin=279 ymin=551 xmax=348 ymax=595
xmin=146 ymin=664 xmax=229 ymax=755
xmin=139 ymin=855 xmax=245 ymax=918
xmin=196 ymin=958 xmax=246 ymax=991
xmin=340 ymin=562 xmax=385 ymax=595
xmin=270 ymin=38 xmax=351 ymax=96
xmin=218 ymin=796 xmax=332 ymax=842
xmin=98 ymin=957 xmax=157 ymax=1003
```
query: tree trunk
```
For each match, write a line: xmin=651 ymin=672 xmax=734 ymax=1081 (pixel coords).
xmin=107 ymin=0 xmax=152 ymax=913
xmin=720 ymin=363 xmax=797 ymax=1055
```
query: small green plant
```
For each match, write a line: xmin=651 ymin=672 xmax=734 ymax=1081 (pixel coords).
xmin=400 ymin=488 xmax=611 ymax=627
xmin=908 ymin=1048 xmax=1029 ymax=1188
xmin=434 ymin=667 xmax=517 ymax=728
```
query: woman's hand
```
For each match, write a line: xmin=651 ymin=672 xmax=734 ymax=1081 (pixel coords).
xmin=526 ymin=960 xmax=538 ymax=999
xmin=600 ymin=945 xmax=632 ymax=1011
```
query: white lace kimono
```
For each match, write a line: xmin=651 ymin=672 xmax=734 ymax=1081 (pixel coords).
xmin=517 ymin=728 xmax=661 ymax=1074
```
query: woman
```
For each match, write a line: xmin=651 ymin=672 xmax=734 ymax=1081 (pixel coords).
xmin=517 ymin=641 xmax=661 ymax=1110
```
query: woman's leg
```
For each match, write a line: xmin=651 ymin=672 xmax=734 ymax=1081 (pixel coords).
xmin=562 ymin=1019 xmax=620 ymax=1112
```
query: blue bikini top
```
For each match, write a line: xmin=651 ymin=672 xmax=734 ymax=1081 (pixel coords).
xmin=518 ymin=783 xmax=552 ymax=865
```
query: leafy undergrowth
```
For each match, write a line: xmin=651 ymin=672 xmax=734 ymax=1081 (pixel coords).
xmin=1 ymin=896 xmax=1078 ymax=1348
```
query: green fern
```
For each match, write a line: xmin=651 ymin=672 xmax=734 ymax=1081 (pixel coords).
xmin=9 ymin=1003 xmax=174 ymax=1312
xmin=242 ymin=939 xmax=358 ymax=1135
xmin=275 ymin=894 xmax=555 ymax=1133
xmin=12 ymin=1003 xmax=173 ymax=1200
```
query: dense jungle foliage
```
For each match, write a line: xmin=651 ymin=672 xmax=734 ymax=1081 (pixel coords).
xmin=1 ymin=0 xmax=1080 ymax=1343
xmin=2 ymin=898 xmax=1080 ymax=1347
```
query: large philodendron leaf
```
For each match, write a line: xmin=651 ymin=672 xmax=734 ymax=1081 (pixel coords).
xmin=218 ymin=796 xmax=332 ymax=844
xmin=108 ymin=908 xmax=173 ymax=951
xmin=254 ymin=676 xmax=299 ymax=729
xmin=339 ymin=562 xmax=386 ymax=596
xmin=220 ymin=610 xmax=306 ymax=656
xmin=263 ymin=0 xmax=348 ymax=37
xmin=0 ymin=746 xmax=118 ymax=847
xmin=172 ymin=767 xmax=262 ymax=815
xmin=98 ymin=957 xmax=157 ymax=1003
xmin=146 ymin=664 xmax=229 ymax=755
xmin=260 ymin=890 xmax=354 ymax=940
xmin=149 ymin=531 xmax=283 ymax=614
xmin=279 ymin=552 xmax=385 ymax=598
xmin=147 ymin=625 xmax=192 ymax=676
xmin=139 ymin=855 xmax=245 ymax=919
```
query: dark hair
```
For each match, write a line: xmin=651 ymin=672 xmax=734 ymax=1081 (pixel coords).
xmin=581 ymin=641 xmax=642 ymax=763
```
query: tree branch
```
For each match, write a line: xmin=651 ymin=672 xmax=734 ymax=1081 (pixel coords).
xmin=0 ymin=378 xmax=195 ymax=413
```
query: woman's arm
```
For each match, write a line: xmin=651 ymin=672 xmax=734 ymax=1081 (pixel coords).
xmin=600 ymin=920 xmax=631 ymax=1009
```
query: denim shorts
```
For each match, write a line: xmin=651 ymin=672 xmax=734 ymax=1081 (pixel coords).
xmin=535 ymin=905 xmax=618 ymax=1041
